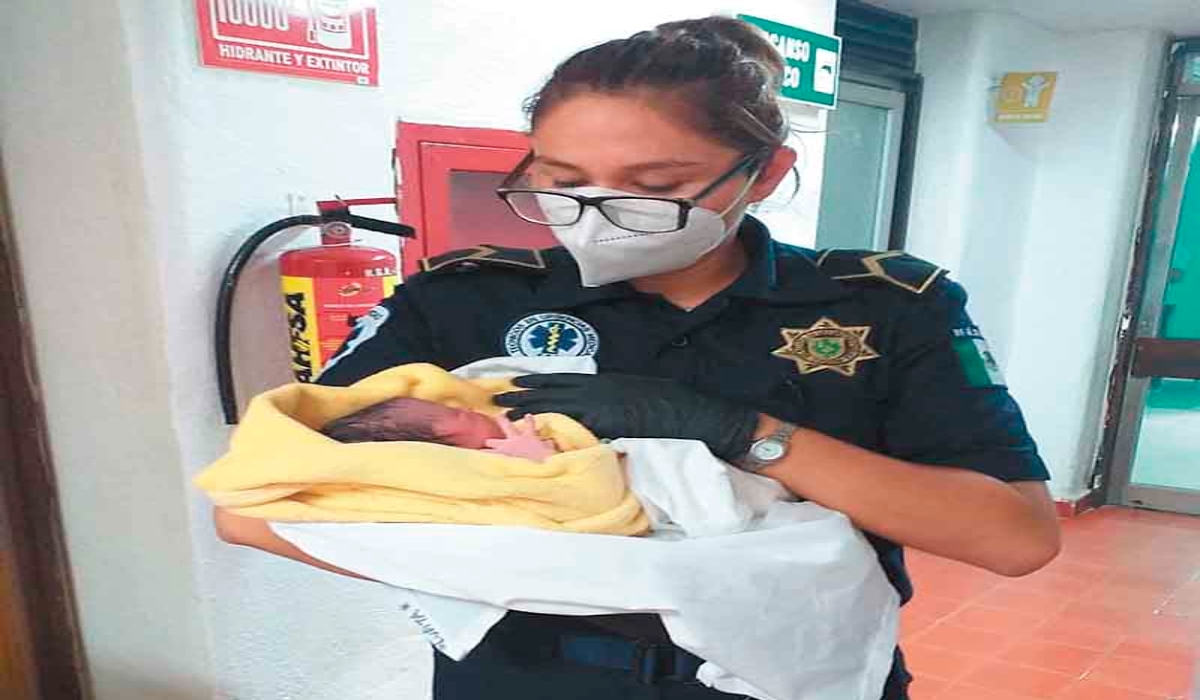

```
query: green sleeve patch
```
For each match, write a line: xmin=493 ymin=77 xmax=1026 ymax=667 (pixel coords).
xmin=952 ymin=327 xmax=1006 ymax=388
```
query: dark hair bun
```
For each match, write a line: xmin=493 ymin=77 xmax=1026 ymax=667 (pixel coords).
xmin=654 ymin=16 xmax=785 ymax=81
xmin=527 ymin=16 xmax=789 ymax=154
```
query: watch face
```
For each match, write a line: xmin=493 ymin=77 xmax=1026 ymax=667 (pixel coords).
xmin=752 ymin=438 xmax=787 ymax=462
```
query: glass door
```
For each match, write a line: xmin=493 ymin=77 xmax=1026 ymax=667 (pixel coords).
xmin=815 ymin=81 xmax=906 ymax=251
xmin=1109 ymin=43 xmax=1200 ymax=515
xmin=750 ymin=81 xmax=908 ymax=251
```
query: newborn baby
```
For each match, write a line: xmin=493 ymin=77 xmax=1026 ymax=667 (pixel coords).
xmin=321 ymin=397 xmax=559 ymax=462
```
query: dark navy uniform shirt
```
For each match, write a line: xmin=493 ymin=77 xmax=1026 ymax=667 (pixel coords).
xmin=317 ymin=216 xmax=1050 ymax=693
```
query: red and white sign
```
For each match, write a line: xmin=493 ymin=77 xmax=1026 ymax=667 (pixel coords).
xmin=196 ymin=1 xmax=379 ymax=86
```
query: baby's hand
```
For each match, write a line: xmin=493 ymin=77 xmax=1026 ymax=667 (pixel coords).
xmin=483 ymin=416 xmax=558 ymax=462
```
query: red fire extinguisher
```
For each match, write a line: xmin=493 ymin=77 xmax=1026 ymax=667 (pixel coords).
xmin=279 ymin=218 xmax=398 ymax=383
xmin=215 ymin=197 xmax=415 ymax=424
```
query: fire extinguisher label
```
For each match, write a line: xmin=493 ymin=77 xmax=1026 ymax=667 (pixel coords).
xmin=281 ymin=274 xmax=397 ymax=382
xmin=281 ymin=276 xmax=319 ymax=382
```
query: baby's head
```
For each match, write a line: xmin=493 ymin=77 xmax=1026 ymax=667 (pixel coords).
xmin=320 ymin=397 xmax=504 ymax=448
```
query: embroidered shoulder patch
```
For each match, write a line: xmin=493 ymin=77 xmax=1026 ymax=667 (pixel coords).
xmin=816 ymin=249 xmax=946 ymax=295
xmin=420 ymin=245 xmax=547 ymax=274
xmin=951 ymin=326 xmax=1006 ymax=387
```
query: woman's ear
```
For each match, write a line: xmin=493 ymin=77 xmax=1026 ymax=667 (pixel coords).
xmin=747 ymin=146 xmax=798 ymax=203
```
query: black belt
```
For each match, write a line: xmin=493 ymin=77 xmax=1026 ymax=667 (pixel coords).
xmin=554 ymin=632 xmax=705 ymax=685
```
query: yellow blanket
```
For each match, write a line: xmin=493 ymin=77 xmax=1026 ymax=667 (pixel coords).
xmin=194 ymin=364 xmax=648 ymax=536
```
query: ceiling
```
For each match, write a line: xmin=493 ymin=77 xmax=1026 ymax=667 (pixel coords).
xmin=864 ymin=0 xmax=1200 ymax=36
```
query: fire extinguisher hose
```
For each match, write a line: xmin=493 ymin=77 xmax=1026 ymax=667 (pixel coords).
xmin=216 ymin=215 xmax=322 ymax=425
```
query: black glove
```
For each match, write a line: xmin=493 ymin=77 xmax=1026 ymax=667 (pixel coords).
xmin=493 ymin=373 xmax=760 ymax=462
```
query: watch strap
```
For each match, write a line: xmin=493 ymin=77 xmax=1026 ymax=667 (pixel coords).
xmin=735 ymin=422 xmax=799 ymax=472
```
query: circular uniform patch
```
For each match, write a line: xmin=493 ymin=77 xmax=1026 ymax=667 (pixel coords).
xmin=504 ymin=313 xmax=600 ymax=357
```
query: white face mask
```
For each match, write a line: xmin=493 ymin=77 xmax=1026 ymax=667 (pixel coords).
xmin=543 ymin=175 xmax=758 ymax=287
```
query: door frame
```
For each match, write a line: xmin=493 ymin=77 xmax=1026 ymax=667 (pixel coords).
xmin=0 ymin=164 xmax=89 ymax=698
xmin=1095 ymin=38 xmax=1200 ymax=514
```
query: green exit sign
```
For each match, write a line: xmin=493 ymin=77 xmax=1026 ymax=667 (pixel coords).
xmin=738 ymin=14 xmax=842 ymax=108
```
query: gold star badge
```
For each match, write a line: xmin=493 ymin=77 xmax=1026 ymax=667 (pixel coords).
xmin=772 ymin=318 xmax=881 ymax=377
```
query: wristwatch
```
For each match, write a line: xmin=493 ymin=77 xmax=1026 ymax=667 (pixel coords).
xmin=735 ymin=422 xmax=799 ymax=473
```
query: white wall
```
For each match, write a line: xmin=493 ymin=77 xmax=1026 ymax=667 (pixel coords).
xmin=1006 ymin=29 xmax=1165 ymax=499
xmin=906 ymin=11 xmax=1166 ymax=498
xmin=0 ymin=2 xmax=213 ymax=699
xmin=0 ymin=1 xmax=835 ymax=699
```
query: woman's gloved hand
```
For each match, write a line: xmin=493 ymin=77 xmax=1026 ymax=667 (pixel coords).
xmin=494 ymin=373 xmax=760 ymax=462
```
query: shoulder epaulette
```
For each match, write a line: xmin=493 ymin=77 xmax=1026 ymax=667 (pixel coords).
xmin=816 ymin=249 xmax=946 ymax=295
xmin=419 ymin=244 xmax=548 ymax=274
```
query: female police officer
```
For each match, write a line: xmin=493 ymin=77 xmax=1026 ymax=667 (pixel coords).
xmin=215 ymin=15 xmax=1060 ymax=700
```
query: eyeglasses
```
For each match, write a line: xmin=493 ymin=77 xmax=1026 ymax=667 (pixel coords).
xmin=495 ymin=152 xmax=762 ymax=234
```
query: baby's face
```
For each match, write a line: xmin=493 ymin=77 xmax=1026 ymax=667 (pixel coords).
xmin=429 ymin=406 xmax=504 ymax=449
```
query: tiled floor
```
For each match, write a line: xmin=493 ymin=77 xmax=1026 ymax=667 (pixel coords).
xmin=903 ymin=506 xmax=1200 ymax=699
